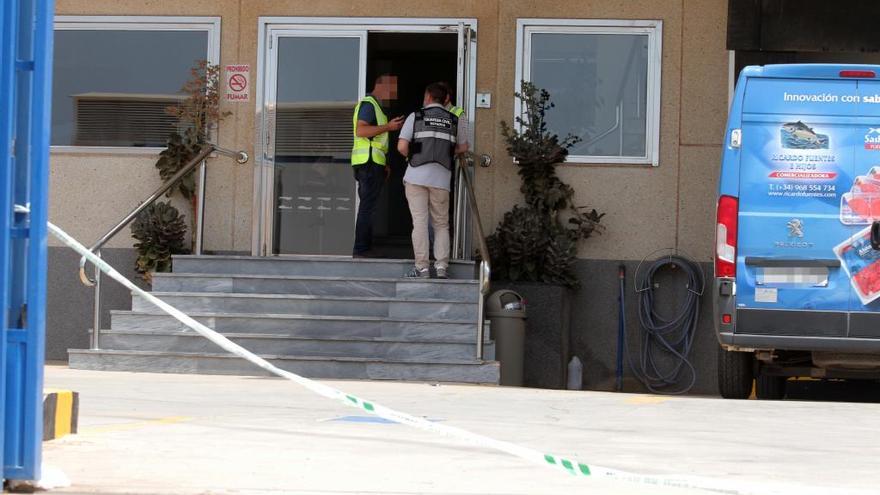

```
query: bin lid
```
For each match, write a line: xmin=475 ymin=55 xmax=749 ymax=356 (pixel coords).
xmin=486 ymin=289 xmax=526 ymax=318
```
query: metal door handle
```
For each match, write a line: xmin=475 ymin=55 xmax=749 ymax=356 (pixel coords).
xmin=479 ymin=153 xmax=491 ymax=168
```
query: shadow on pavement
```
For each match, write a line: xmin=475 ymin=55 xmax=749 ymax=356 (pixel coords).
xmin=785 ymin=379 xmax=880 ymax=403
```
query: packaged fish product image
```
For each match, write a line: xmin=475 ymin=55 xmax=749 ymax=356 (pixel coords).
xmin=851 ymin=175 xmax=880 ymax=194
xmin=840 ymin=192 xmax=880 ymax=224
xmin=834 ymin=226 xmax=880 ymax=305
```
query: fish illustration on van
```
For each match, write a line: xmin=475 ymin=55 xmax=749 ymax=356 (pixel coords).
xmin=781 ymin=121 xmax=829 ymax=149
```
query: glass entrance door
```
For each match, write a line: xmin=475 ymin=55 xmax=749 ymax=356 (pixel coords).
xmin=257 ymin=20 xmax=477 ymax=258
xmin=453 ymin=21 xmax=475 ymax=259
xmin=266 ymin=30 xmax=366 ymax=255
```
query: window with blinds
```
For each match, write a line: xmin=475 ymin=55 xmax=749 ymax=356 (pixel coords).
xmin=72 ymin=93 xmax=184 ymax=147
xmin=274 ymin=102 xmax=355 ymax=162
xmin=52 ymin=19 xmax=218 ymax=148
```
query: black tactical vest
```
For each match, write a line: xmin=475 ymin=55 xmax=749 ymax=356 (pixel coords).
xmin=409 ymin=106 xmax=458 ymax=170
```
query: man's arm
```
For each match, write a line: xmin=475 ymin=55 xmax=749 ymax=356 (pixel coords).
xmin=396 ymin=113 xmax=416 ymax=158
xmin=356 ymin=117 xmax=404 ymax=138
xmin=397 ymin=138 xmax=410 ymax=157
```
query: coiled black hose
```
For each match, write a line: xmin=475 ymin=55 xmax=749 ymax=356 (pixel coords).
xmin=625 ymin=253 xmax=705 ymax=395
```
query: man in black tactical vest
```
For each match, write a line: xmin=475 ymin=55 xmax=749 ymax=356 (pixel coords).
xmin=396 ymin=83 xmax=469 ymax=279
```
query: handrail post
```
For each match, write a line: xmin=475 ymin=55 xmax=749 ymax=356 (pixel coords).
xmin=453 ymin=160 xmax=469 ymax=260
xmin=195 ymin=160 xmax=207 ymax=255
xmin=454 ymin=155 xmax=492 ymax=361
xmin=91 ymin=249 xmax=102 ymax=350
xmin=476 ymin=260 xmax=489 ymax=360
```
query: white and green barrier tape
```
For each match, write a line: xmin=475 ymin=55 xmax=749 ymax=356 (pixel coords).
xmin=47 ymin=222 xmax=856 ymax=495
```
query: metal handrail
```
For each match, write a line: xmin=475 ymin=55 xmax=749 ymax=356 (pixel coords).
xmin=455 ymin=154 xmax=491 ymax=360
xmin=79 ymin=143 xmax=248 ymax=350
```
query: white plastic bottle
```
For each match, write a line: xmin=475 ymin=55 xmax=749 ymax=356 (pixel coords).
xmin=567 ymin=356 xmax=583 ymax=390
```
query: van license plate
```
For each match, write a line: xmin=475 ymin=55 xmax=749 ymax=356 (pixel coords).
xmin=756 ymin=267 xmax=829 ymax=287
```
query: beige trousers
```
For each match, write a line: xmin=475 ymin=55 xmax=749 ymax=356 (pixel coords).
xmin=404 ymin=183 xmax=450 ymax=271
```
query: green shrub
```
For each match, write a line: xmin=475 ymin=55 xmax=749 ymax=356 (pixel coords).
xmin=487 ymin=82 xmax=604 ymax=289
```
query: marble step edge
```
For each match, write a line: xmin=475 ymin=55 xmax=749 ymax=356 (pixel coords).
xmin=152 ymin=272 xmax=479 ymax=285
xmin=68 ymin=348 xmax=497 ymax=367
xmin=173 ymin=255 xmax=476 ymax=266
xmin=138 ymin=292 xmax=479 ymax=305
xmin=110 ymin=310 xmax=484 ymax=326
xmin=94 ymin=328 xmax=493 ymax=345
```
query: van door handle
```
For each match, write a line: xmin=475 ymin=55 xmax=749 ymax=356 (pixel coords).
xmin=872 ymin=221 xmax=880 ymax=250
xmin=745 ymin=257 xmax=840 ymax=268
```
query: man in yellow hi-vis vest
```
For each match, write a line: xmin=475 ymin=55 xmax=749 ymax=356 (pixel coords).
xmin=352 ymin=74 xmax=403 ymax=258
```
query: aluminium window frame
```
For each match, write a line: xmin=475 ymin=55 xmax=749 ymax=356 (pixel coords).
xmin=515 ymin=18 xmax=663 ymax=166
xmin=50 ymin=15 xmax=222 ymax=155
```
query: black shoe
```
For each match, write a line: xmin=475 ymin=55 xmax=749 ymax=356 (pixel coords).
xmin=405 ymin=266 xmax=430 ymax=279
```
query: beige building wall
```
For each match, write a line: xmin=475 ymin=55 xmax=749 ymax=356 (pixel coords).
xmin=52 ymin=0 xmax=247 ymax=251
xmin=51 ymin=0 xmax=729 ymax=262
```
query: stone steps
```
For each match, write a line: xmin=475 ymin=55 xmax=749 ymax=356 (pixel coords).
xmin=68 ymin=349 xmax=499 ymax=384
xmin=172 ymin=255 xmax=476 ymax=279
xmin=131 ymin=292 xmax=478 ymax=321
xmin=69 ymin=255 xmax=497 ymax=384
xmin=95 ymin=329 xmax=493 ymax=362
xmin=151 ymin=273 xmax=479 ymax=301
xmin=110 ymin=311 xmax=479 ymax=340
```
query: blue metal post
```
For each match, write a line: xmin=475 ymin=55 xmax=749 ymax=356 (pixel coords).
xmin=0 ymin=0 xmax=14 ymax=477
xmin=1 ymin=0 xmax=54 ymax=483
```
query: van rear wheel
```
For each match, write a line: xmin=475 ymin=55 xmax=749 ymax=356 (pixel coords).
xmin=756 ymin=373 xmax=787 ymax=400
xmin=718 ymin=347 xmax=754 ymax=399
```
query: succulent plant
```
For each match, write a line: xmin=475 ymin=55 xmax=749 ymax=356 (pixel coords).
xmin=131 ymin=201 xmax=188 ymax=282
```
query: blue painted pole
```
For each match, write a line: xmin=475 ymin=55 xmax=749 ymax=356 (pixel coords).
xmin=0 ymin=0 xmax=14 ymax=476
xmin=2 ymin=0 xmax=53 ymax=482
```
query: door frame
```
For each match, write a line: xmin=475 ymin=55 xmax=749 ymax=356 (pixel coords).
xmin=253 ymin=16 xmax=478 ymax=256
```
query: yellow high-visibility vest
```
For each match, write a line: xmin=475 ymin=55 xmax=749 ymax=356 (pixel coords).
xmin=351 ymin=96 xmax=388 ymax=166
xmin=449 ymin=105 xmax=465 ymax=118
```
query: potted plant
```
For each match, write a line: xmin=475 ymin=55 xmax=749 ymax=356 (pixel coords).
xmin=131 ymin=61 xmax=229 ymax=282
xmin=155 ymin=60 xmax=230 ymax=245
xmin=487 ymin=81 xmax=605 ymax=388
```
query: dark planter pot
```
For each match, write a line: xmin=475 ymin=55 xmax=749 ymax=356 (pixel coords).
xmin=491 ymin=281 xmax=572 ymax=389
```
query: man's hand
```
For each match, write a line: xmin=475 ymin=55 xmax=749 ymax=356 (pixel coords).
xmin=384 ymin=164 xmax=392 ymax=181
xmin=356 ymin=116 xmax=405 ymax=138
xmin=386 ymin=116 xmax=405 ymax=132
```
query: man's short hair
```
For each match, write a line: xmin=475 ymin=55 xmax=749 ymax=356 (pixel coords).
xmin=437 ymin=81 xmax=454 ymax=100
xmin=370 ymin=73 xmax=396 ymax=92
xmin=425 ymin=82 xmax=449 ymax=104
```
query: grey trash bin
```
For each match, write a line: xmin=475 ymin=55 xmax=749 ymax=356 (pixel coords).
xmin=487 ymin=290 xmax=526 ymax=386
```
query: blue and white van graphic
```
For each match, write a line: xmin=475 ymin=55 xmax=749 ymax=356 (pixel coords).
xmin=780 ymin=121 xmax=829 ymax=149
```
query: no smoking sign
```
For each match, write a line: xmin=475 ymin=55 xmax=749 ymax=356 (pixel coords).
xmin=224 ymin=64 xmax=250 ymax=102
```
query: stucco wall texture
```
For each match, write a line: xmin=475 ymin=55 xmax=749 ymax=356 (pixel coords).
xmin=51 ymin=0 xmax=729 ymax=262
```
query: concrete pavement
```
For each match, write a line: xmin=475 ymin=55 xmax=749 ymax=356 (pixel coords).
xmin=41 ymin=366 xmax=880 ymax=494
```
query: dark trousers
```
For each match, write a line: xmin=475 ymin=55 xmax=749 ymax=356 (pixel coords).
xmin=353 ymin=161 xmax=385 ymax=255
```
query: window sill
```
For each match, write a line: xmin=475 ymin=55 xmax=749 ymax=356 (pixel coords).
xmin=563 ymin=158 xmax=658 ymax=167
xmin=50 ymin=146 xmax=165 ymax=157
